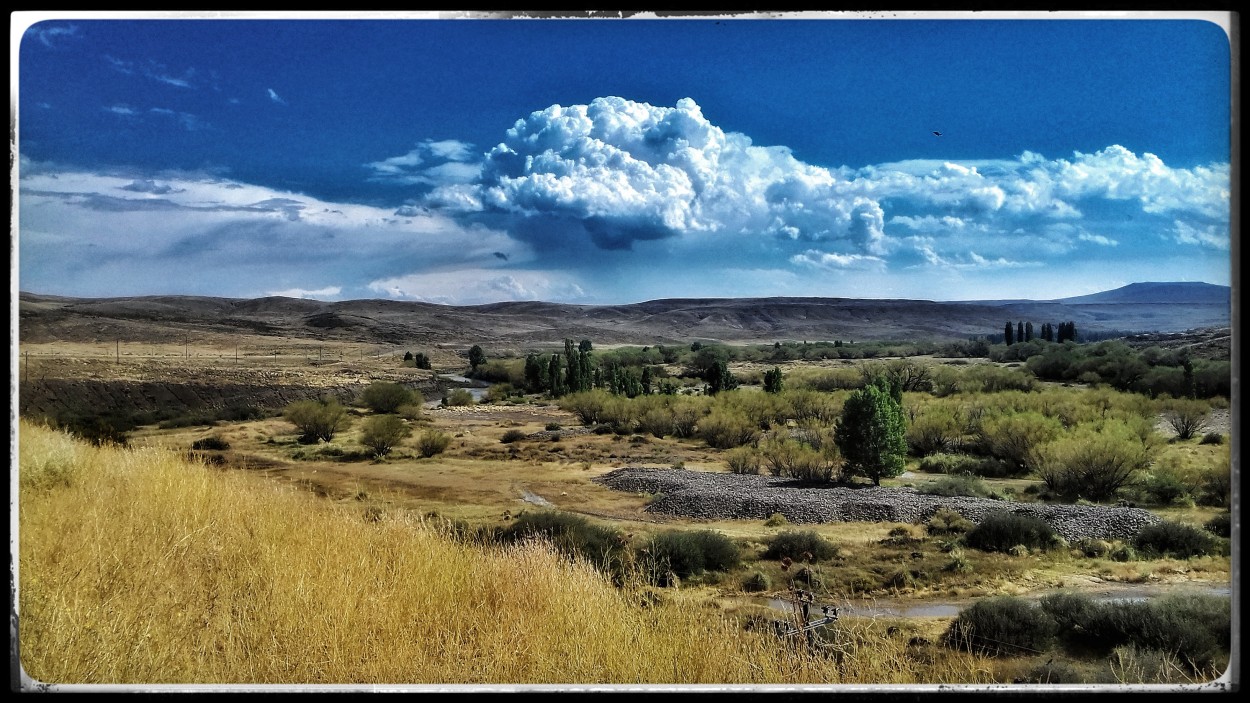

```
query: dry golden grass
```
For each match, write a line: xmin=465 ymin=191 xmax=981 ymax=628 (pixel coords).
xmin=18 ymin=420 xmax=996 ymax=687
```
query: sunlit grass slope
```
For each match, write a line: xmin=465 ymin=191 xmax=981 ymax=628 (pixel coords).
xmin=18 ymin=420 xmax=990 ymax=686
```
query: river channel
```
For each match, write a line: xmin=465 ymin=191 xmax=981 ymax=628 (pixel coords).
xmin=757 ymin=581 xmax=1232 ymax=620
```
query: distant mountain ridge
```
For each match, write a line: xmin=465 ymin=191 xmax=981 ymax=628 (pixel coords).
xmin=17 ymin=282 xmax=1231 ymax=348
xmin=1055 ymin=282 xmax=1231 ymax=305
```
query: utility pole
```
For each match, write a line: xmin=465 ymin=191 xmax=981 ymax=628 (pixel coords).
xmin=116 ymin=339 xmax=120 ymax=364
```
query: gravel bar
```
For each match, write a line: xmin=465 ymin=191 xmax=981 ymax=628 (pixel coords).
xmin=593 ymin=468 xmax=1161 ymax=542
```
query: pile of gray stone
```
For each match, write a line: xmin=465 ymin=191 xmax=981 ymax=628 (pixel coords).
xmin=593 ymin=467 xmax=1161 ymax=542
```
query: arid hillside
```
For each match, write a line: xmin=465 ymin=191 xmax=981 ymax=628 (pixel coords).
xmin=17 ymin=282 xmax=1232 ymax=349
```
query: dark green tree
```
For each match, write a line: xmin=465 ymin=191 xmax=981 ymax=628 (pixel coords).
xmin=547 ymin=353 xmax=565 ymax=397
xmin=414 ymin=352 xmax=432 ymax=370
xmin=706 ymin=360 xmax=739 ymax=395
xmin=1017 ymin=321 xmax=1025 ymax=344
xmin=579 ymin=339 xmax=593 ymax=354
xmin=403 ymin=351 xmax=414 ymax=361
xmin=1024 ymin=321 xmax=1034 ymax=342
xmin=834 ymin=381 xmax=907 ymax=485
xmin=468 ymin=345 xmax=486 ymax=369
xmin=524 ymin=353 xmax=548 ymax=393
xmin=1004 ymin=321 xmax=1015 ymax=346
xmin=763 ymin=366 xmax=784 ymax=394
xmin=641 ymin=366 xmax=654 ymax=395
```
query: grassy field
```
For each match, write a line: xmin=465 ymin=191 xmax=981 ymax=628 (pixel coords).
xmin=19 ymin=421 xmax=1004 ymax=687
xmin=14 ymin=339 xmax=1235 ymax=689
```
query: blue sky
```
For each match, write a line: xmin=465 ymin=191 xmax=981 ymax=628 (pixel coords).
xmin=15 ymin=13 xmax=1233 ymax=304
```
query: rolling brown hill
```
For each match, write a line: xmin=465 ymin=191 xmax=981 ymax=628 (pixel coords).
xmin=17 ymin=282 xmax=1231 ymax=350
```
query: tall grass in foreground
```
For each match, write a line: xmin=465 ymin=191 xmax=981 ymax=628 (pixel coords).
xmin=18 ymin=420 xmax=992 ymax=686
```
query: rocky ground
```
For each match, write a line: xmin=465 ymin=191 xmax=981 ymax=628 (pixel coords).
xmin=594 ymin=467 xmax=1161 ymax=542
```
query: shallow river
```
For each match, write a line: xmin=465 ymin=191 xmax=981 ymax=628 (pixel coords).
xmin=762 ymin=582 xmax=1231 ymax=620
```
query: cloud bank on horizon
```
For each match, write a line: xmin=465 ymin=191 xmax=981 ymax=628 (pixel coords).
xmin=16 ymin=18 xmax=1232 ymax=305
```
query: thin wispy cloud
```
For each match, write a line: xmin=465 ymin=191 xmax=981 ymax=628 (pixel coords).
xmin=266 ymin=286 xmax=342 ymax=300
xmin=104 ymin=55 xmax=196 ymax=88
xmin=30 ymin=23 xmax=80 ymax=49
xmin=365 ymin=139 xmax=479 ymax=185
xmin=267 ymin=88 xmax=286 ymax=105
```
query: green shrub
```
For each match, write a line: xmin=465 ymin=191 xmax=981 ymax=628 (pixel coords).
xmin=643 ymin=530 xmax=740 ymax=580
xmin=1133 ymin=520 xmax=1218 ymax=559
xmin=763 ymin=512 xmax=788 ymax=527
xmin=742 ymin=571 xmax=771 ymax=593
xmin=220 ymin=403 xmax=266 ymax=421
xmin=917 ymin=474 xmax=994 ymax=499
xmin=1204 ymin=512 xmax=1231 ymax=538
xmin=1081 ymin=593 xmax=1231 ymax=673
xmin=1199 ymin=432 xmax=1224 ymax=445
xmin=762 ymin=530 xmax=837 ymax=562
xmin=544 ymin=422 xmax=563 ymax=431
xmin=697 ymin=409 xmax=760 ymax=449
xmin=358 ymin=414 xmax=411 ymax=457
xmin=926 ymin=507 xmax=974 ymax=536
xmin=964 ymin=511 xmax=1056 ymax=553
xmin=636 ymin=408 xmax=674 ymax=438
xmin=500 ymin=429 xmax=528 ymax=444
xmin=360 ymin=382 xmax=414 ymax=414
xmin=725 ymin=446 xmax=761 ymax=475
xmin=415 ymin=430 xmax=451 ymax=458
xmin=1033 ymin=420 xmax=1154 ymax=501
xmin=442 ymin=388 xmax=475 ymax=407
xmin=758 ymin=435 xmax=840 ymax=483
xmin=497 ymin=510 xmax=624 ymax=573
xmin=1038 ymin=592 xmax=1099 ymax=641
xmin=54 ymin=412 xmax=136 ymax=446
xmin=190 ymin=436 xmax=230 ymax=451
xmin=943 ymin=596 xmax=1057 ymax=656
xmin=284 ymin=398 xmax=351 ymax=443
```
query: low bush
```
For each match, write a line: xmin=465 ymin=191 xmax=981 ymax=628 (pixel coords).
xmin=1081 ymin=593 xmax=1231 ymax=673
xmin=926 ymin=507 xmax=974 ymax=536
xmin=497 ymin=510 xmax=624 ymax=573
xmin=359 ymin=414 xmax=411 ymax=457
xmin=943 ymin=596 xmax=1057 ymax=656
xmin=725 ymin=446 xmax=761 ymax=475
xmin=916 ymin=474 xmax=994 ymax=499
xmin=762 ymin=530 xmax=837 ymax=562
xmin=643 ymin=530 xmax=740 ymax=580
xmin=190 ymin=436 xmax=230 ymax=451
xmin=1199 ymin=432 xmax=1224 ymax=445
xmin=499 ymin=429 xmax=527 ymax=444
xmin=442 ymin=388 xmax=475 ymax=407
xmin=917 ymin=452 xmax=1013 ymax=478
xmin=415 ymin=430 xmax=451 ymax=458
xmin=697 ymin=409 xmax=760 ymax=449
xmin=360 ymin=382 xmax=414 ymax=414
xmin=1204 ymin=512 xmax=1231 ymax=538
xmin=1132 ymin=520 xmax=1218 ymax=559
xmin=742 ymin=571 xmax=771 ymax=593
xmin=763 ymin=512 xmax=788 ymax=527
xmin=284 ymin=398 xmax=351 ymax=444
xmin=964 ymin=511 xmax=1056 ymax=553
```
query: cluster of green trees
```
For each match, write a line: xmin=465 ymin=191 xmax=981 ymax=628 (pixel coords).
xmin=402 ymin=351 xmax=432 ymax=369
xmin=1004 ymin=320 xmax=1075 ymax=345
